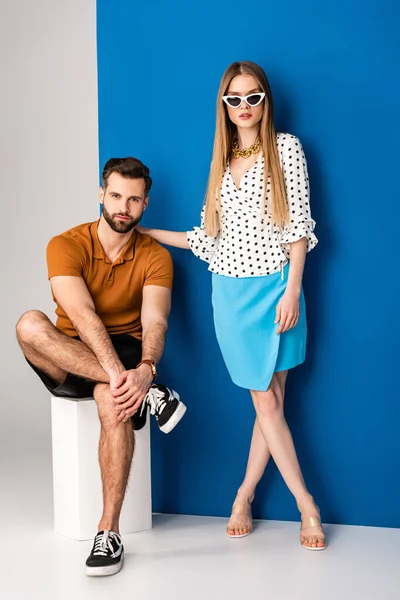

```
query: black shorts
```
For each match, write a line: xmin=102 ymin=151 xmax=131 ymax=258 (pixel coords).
xmin=27 ymin=333 xmax=142 ymax=398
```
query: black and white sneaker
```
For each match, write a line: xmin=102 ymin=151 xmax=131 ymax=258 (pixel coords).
xmin=132 ymin=384 xmax=186 ymax=434
xmin=86 ymin=530 xmax=124 ymax=577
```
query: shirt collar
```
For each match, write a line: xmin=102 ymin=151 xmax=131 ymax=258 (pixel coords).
xmin=91 ymin=219 xmax=136 ymax=262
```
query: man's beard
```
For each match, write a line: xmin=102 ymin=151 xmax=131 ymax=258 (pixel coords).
xmin=102 ymin=206 xmax=143 ymax=233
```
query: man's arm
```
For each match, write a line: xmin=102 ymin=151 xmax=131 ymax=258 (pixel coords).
xmin=50 ymin=276 xmax=125 ymax=385
xmin=140 ymin=284 xmax=171 ymax=363
xmin=111 ymin=285 xmax=171 ymax=422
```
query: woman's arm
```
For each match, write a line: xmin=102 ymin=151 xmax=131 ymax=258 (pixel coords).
xmin=275 ymin=134 xmax=318 ymax=334
xmin=286 ymin=237 xmax=307 ymax=298
xmin=136 ymin=226 xmax=190 ymax=249
xmin=275 ymin=237 xmax=307 ymax=334
xmin=138 ymin=206 xmax=219 ymax=260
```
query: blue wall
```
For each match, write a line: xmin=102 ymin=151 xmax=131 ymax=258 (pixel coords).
xmin=97 ymin=0 xmax=400 ymax=527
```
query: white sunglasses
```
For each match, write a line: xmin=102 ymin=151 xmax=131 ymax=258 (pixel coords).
xmin=222 ymin=92 xmax=266 ymax=109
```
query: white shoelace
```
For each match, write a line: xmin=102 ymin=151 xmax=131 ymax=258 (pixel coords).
xmin=140 ymin=387 xmax=168 ymax=417
xmin=93 ymin=530 xmax=119 ymax=556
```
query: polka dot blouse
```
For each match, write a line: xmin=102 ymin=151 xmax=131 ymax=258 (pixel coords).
xmin=186 ymin=133 xmax=318 ymax=278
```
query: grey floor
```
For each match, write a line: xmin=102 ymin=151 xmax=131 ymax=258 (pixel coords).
xmin=2 ymin=448 xmax=399 ymax=600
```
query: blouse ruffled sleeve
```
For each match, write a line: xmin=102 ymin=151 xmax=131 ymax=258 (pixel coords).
xmin=186 ymin=206 xmax=220 ymax=264
xmin=279 ymin=134 xmax=318 ymax=258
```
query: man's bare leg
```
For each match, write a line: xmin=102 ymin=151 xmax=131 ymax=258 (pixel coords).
xmin=94 ymin=383 xmax=134 ymax=533
xmin=16 ymin=310 xmax=109 ymax=383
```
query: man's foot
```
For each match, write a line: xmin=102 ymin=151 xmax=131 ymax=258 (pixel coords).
xmin=132 ymin=384 xmax=186 ymax=434
xmin=86 ymin=530 xmax=124 ymax=576
xmin=298 ymin=498 xmax=327 ymax=550
xmin=226 ymin=494 xmax=254 ymax=538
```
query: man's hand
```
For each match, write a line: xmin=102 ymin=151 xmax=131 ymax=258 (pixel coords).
xmin=111 ymin=365 xmax=154 ymax=422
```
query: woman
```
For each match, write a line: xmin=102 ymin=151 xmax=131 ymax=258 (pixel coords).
xmin=138 ymin=61 xmax=325 ymax=550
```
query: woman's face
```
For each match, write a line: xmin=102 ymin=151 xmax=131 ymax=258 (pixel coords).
xmin=224 ymin=74 xmax=265 ymax=131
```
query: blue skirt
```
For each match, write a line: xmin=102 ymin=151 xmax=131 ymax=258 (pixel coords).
xmin=211 ymin=264 xmax=307 ymax=391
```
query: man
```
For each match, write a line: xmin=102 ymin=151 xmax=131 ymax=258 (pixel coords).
xmin=16 ymin=157 xmax=186 ymax=577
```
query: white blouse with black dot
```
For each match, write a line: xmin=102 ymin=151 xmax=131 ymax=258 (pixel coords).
xmin=186 ymin=133 xmax=318 ymax=278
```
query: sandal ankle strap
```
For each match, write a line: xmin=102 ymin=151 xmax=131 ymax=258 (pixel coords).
xmin=301 ymin=516 xmax=322 ymax=530
xmin=231 ymin=502 xmax=252 ymax=515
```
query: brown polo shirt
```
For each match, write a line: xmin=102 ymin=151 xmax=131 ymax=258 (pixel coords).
xmin=46 ymin=220 xmax=173 ymax=339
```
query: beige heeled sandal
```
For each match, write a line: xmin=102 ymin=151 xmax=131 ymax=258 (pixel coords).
xmin=300 ymin=515 xmax=327 ymax=551
xmin=226 ymin=502 xmax=253 ymax=539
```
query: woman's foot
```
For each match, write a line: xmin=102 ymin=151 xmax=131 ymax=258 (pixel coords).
xmin=226 ymin=493 xmax=254 ymax=538
xmin=297 ymin=497 xmax=326 ymax=550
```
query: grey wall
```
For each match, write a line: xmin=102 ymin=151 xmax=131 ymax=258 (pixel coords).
xmin=0 ymin=0 xmax=98 ymax=452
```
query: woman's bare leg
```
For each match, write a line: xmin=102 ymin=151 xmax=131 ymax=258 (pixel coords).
xmin=250 ymin=372 xmax=325 ymax=548
xmin=227 ymin=372 xmax=288 ymax=536
xmin=227 ymin=418 xmax=270 ymax=535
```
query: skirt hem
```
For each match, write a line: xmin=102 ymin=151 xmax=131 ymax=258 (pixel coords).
xmin=230 ymin=356 xmax=306 ymax=392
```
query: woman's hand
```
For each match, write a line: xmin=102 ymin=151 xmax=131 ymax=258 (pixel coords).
xmin=135 ymin=225 xmax=148 ymax=235
xmin=275 ymin=290 xmax=300 ymax=334
xmin=135 ymin=227 xmax=190 ymax=249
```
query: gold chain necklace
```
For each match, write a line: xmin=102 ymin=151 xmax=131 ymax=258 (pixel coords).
xmin=231 ymin=137 xmax=261 ymax=159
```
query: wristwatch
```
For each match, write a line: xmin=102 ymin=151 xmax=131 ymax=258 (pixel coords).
xmin=137 ymin=359 xmax=157 ymax=379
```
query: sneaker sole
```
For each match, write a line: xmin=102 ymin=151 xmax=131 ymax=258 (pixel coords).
xmin=86 ymin=551 xmax=124 ymax=577
xmin=159 ymin=400 xmax=187 ymax=434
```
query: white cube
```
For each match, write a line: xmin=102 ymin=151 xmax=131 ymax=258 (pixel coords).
xmin=51 ymin=396 xmax=152 ymax=540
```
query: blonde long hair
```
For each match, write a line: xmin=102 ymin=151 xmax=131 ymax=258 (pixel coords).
xmin=204 ymin=61 xmax=288 ymax=236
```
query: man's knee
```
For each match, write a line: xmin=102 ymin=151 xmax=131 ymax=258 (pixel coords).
xmin=94 ymin=384 xmax=121 ymax=429
xmin=94 ymin=383 xmax=110 ymax=401
xmin=16 ymin=310 xmax=49 ymax=344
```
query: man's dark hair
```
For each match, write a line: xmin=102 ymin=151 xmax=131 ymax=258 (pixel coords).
xmin=102 ymin=157 xmax=152 ymax=196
